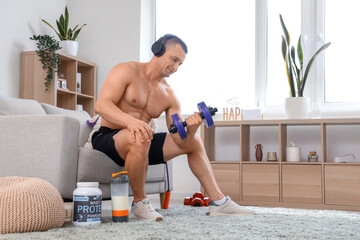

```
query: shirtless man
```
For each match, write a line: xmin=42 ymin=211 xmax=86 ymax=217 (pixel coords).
xmin=92 ymin=34 xmax=254 ymax=221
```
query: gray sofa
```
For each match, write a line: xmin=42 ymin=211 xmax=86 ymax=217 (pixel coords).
xmin=0 ymin=95 xmax=172 ymax=203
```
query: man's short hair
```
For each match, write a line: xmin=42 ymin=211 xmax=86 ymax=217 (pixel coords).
xmin=152 ymin=34 xmax=188 ymax=56
xmin=163 ymin=34 xmax=188 ymax=54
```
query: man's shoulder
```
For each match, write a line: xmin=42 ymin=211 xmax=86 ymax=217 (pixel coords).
xmin=113 ymin=61 xmax=141 ymax=72
xmin=109 ymin=62 xmax=143 ymax=83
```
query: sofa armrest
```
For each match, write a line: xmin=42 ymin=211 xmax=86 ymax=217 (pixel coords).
xmin=0 ymin=115 xmax=80 ymax=199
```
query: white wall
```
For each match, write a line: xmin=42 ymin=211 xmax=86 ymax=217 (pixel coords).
xmin=0 ymin=0 xmax=144 ymax=98
xmin=0 ymin=0 xmax=66 ymax=97
xmin=68 ymin=0 xmax=142 ymax=96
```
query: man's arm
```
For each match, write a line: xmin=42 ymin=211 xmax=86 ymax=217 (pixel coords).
xmin=165 ymin=92 xmax=202 ymax=148
xmin=94 ymin=64 xmax=153 ymax=143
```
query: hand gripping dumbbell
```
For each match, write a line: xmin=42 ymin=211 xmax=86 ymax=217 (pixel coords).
xmin=169 ymin=101 xmax=218 ymax=139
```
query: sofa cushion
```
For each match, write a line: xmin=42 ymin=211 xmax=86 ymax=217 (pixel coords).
xmin=41 ymin=103 xmax=92 ymax=146
xmin=0 ymin=95 xmax=46 ymax=115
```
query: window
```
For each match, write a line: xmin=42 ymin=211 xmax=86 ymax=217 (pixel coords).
xmin=324 ymin=0 xmax=360 ymax=103
xmin=156 ymin=0 xmax=255 ymax=114
xmin=155 ymin=0 xmax=360 ymax=115
xmin=266 ymin=1 xmax=301 ymax=106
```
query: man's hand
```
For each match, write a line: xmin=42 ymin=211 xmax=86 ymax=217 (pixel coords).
xmin=127 ymin=119 xmax=154 ymax=143
xmin=185 ymin=112 xmax=203 ymax=135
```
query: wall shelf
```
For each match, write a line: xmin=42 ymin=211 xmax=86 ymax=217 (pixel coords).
xmin=21 ymin=51 xmax=96 ymax=116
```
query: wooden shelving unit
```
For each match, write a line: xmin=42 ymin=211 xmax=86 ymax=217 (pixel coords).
xmin=201 ymin=119 xmax=360 ymax=211
xmin=21 ymin=51 xmax=96 ymax=116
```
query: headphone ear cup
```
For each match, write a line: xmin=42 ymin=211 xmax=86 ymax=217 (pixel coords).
xmin=151 ymin=36 xmax=166 ymax=56
xmin=157 ymin=44 xmax=166 ymax=56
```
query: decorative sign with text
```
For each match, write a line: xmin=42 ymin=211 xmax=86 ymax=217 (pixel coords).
xmin=223 ymin=107 xmax=242 ymax=121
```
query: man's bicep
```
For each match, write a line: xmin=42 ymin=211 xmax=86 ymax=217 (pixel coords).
xmin=165 ymin=98 xmax=182 ymax=129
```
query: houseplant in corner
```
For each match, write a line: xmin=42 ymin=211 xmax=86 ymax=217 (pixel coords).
xmin=42 ymin=6 xmax=86 ymax=56
xmin=280 ymin=14 xmax=331 ymax=119
xmin=30 ymin=34 xmax=61 ymax=91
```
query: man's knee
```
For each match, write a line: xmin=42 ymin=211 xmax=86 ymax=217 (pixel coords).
xmin=113 ymin=130 xmax=151 ymax=158
xmin=185 ymin=135 xmax=204 ymax=152
xmin=129 ymin=139 xmax=151 ymax=155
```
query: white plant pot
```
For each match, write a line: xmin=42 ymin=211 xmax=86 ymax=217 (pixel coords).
xmin=284 ymin=97 xmax=310 ymax=119
xmin=60 ymin=40 xmax=78 ymax=56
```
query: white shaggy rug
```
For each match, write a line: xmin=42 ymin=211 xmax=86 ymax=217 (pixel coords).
xmin=1 ymin=205 xmax=360 ymax=240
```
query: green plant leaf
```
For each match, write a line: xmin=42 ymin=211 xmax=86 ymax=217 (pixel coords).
xmin=281 ymin=36 xmax=287 ymax=61
xmin=285 ymin=53 xmax=296 ymax=97
xmin=297 ymin=36 xmax=303 ymax=69
xmin=29 ymin=34 xmax=61 ymax=91
xmin=42 ymin=19 xmax=63 ymax=40
xmin=288 ymin=53 xmax=296 ymax=97
xmin=291 ymin=46 xmax=300 ymax=87
xmin=59 ymin=14 xmax=65 ymax=29
xmin=280 ymin=14 xmax=290 ymax=46
xmin=291 ymin=46 xmax=300 ymax=79
xmin=56 ymin=20 xmax=66 ymax=39
xmin=68 ymin=29 xmax=73 ymax=40
xmin=64 ymin=6 xmax=69 ymax=36
xmin=71 ymin=24 xmax=86 ymax=40
xmin=72 ymin=25 xmax=79 ymax=32
xmin=300 ymin=42 xmax=331 ymax=95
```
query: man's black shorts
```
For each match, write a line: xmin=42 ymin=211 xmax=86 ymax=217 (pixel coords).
xmin=91 ymin=126 xmax=167 ymax=167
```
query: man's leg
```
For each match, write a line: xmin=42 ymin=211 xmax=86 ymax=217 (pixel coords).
xmin=113 ymin=129 xmax=149 ymax=203
xmin=163 ymin=133 xmax=254 ymax=216
xmin=113 ymin=130 xmax=163 ymax=221
xmin=162 ymin=134 xmax=224 ymax=201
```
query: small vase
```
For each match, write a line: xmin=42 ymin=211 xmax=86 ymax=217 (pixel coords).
xmin=255 ymin=144 xmax=263 ymax=162
xmin=284 ymin=97 xmax=310 ymax=119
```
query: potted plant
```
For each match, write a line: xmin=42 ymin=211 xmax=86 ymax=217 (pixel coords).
xmin=280 ymin=14 xmax=331 ymax=119
xmin=30 ymin=34 xmax=61 ymax=91
xmin=42 ymin=6 xmax=86 ymax=56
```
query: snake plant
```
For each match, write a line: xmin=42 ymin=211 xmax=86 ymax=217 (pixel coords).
xmin=280 ymin=14 xmax=331 ymax=97
xmin=42 ymin=6 xmax=86 ymax=41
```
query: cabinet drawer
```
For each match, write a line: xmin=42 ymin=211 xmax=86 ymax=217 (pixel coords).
xmin=282 ymin=165 xmax=322 ymax=204
xmin=212 ymin=164 xmax=240 ymax=201
xmin=325 ymin=165 xmax=360 ymax=206
xmin=242 ymin=164 xmax=279 ymax=202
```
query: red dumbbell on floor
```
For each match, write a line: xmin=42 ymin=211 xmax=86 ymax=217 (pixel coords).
xmin=183 ymin=191 xmax=210 ymax=207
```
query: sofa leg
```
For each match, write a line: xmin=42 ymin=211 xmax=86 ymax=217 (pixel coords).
xmin=159 ymin=191 xmax=171 ymax=209
xmin=160 ymin=192 xmax=165 ymax=209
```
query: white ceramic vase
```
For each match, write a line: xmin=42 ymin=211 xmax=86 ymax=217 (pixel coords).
xmin=284 ymin=97 xmax=310 ymax=119
xmin=60 ymin=40 xmax=78 ymax=56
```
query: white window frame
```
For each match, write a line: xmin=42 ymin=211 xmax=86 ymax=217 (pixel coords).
xmin=258 ymin=0 xmax=360 ymax=117
xmin=315 ymin=0 xmax=360 ymax=113
xmin=152 ymin=0 xmax=360 ymax=117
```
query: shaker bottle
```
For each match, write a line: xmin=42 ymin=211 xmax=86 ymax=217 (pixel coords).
xmin=110 ymin=171 xmax=129 ymax=222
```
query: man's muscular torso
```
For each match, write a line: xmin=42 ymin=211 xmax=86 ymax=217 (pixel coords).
xmin=101 ymin=62 xmax=174 ymax=129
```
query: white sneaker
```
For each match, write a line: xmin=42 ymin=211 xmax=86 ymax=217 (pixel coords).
xmin=206 ymin=196 xmax=254 ymax=216
xmin=130 ymin=198 xmax=163 ymax=221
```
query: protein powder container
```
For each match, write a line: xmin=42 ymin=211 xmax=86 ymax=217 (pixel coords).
xmin=73 ymin=182 xmax=102 ymax=226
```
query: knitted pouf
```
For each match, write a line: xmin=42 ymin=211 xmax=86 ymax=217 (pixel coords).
xmin=0 ymin=176 xmax=65 ymax=234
